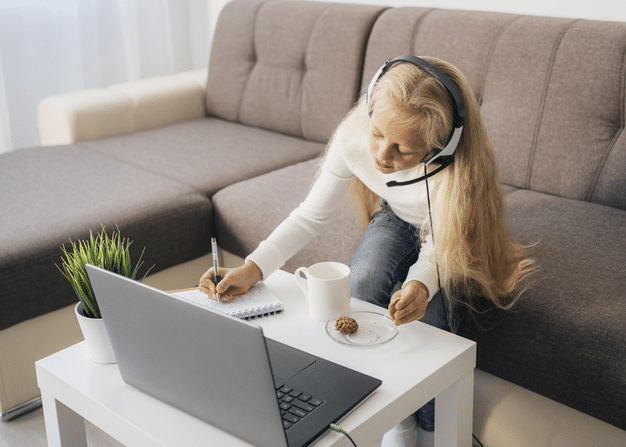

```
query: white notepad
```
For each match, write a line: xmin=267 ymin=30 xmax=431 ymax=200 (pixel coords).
xmin=172 ymin=282 xmax=283 ymax=320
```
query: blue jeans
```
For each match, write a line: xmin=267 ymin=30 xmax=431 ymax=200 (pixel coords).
xmin=349 ymin=201 xmax=450 ymax=432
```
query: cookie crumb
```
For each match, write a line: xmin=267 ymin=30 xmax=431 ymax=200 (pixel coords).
xmin=335 ymin=316 xmax=358 ymax=334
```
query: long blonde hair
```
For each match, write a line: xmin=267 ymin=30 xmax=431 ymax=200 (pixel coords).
xmin=351 ymin=57 xmax=535 ymax=309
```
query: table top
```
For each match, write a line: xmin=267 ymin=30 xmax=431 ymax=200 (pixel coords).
xmin=36 ymin=269 xmax=476 ymax=447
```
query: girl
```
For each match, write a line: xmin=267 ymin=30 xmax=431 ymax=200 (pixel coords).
xmin=200 ymin=56 xmax=535 ymax=445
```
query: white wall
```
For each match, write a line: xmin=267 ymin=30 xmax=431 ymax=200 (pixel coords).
xmin=308 ymin=0 xmax=626 ymax=22
xmin=207 ymin=0 xmax=626 ymax=63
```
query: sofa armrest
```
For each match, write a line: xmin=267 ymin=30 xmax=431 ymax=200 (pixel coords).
xmin=37 ymin=69 xmax=208 ymax=145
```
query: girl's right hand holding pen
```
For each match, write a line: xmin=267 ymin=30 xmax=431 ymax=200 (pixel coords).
xmin=199 ymin=260 xmax=263 ymax=302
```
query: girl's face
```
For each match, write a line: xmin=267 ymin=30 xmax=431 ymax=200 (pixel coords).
xmin=368 ymin=107 xmax=429 ymax=174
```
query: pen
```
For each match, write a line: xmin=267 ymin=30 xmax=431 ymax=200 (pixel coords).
xmin=211 ymin=237 xmax=222 ymax=302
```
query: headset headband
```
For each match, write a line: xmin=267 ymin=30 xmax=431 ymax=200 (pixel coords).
xmin=366 ymin=56 xmax=466 ymax=185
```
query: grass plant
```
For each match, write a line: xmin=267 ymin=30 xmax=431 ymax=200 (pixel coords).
xmin=57 ymin=227 xmax=153 ymax=318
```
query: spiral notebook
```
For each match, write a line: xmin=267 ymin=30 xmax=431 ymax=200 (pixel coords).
xmin=173 ymin=282 xmax=283 ymax=320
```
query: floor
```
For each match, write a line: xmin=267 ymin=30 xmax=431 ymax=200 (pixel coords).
xmin=0 ymin=406 xmax=123 ymax=447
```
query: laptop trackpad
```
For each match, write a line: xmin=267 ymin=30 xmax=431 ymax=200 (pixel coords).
xmin=265 ymin=339 xmax=316 ymax=380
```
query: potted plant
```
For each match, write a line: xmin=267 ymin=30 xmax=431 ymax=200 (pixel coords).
xmin=57 ymin=226 xmax=153 ymax=363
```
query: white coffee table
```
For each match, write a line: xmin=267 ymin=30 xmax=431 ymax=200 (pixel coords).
xmin=36 ymin=269 xmax=476 ymax=447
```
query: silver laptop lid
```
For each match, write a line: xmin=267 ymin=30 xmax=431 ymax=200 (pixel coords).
xmin=86 ymin=265 xmax=288 ymax=447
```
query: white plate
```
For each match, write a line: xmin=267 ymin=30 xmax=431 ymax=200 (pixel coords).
xmin=326 ymin=311 xmax=398 ymax=347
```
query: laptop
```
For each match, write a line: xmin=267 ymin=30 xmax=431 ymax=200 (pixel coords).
xmin=86 ymin=265 xmax=382 ymax=447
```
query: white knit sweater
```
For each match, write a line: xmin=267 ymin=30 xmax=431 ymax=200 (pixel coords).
xmin=246 ymin=108 xmax=440 ymax=300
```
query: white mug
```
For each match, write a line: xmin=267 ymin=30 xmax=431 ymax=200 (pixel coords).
xmin=295 ymin=262 xmax=351 ymax=321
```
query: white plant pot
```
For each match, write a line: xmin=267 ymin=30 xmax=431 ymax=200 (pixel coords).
xmin=74 ymin=302 xmax=117 ymax=364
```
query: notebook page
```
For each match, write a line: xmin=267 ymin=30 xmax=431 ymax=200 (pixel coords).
xmin=172 ymin=282 xmax=283 ymax=319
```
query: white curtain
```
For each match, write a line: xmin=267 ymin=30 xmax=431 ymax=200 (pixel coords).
xmin=0 ymin=0 xmax=211 ymax=154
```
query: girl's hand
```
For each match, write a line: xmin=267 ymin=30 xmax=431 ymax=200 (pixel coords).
xmin=198 ymin=260 xmax=263 ymax=301
xmin=388 ymin=280 xmax=429 ymax=326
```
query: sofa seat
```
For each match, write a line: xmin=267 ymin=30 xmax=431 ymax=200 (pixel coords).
xmin=0 ymin=145 xmax=212 ymax=330
xmin=78 ymin=118 xmax=325 ymax=196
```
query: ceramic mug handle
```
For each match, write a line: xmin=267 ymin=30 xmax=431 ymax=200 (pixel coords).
xmin=294 ymin=267 xmax=309 ymax=303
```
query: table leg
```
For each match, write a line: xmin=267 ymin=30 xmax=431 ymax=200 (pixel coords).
xmin=41 ymin=391 xmax=88 ymax=447
xmin=434 ymin=369 xmax=474 ymax=447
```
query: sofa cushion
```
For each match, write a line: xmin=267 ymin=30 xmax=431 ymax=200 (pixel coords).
xmin=206 ymin=0 xmax=386 ymax=143
xmin=213 ymin=158 xmax=362 ymax=273
xmin=483 ymin=19 xmax=626 ymax=209
xmin=0 ymin=146 xmax=212 ymax=330
xmin=458 ymin=190 xmax=626 ymax=430
xmin=361 ymin=7 xmax=517 ymax=102
xmin=78 ymin=118 xmax=325 ymax=196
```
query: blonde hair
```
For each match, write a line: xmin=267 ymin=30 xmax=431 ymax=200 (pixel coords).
xmin=348 ymin=57 xmax=536 ymax=309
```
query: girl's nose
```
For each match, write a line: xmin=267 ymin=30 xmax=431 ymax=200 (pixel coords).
xmin=375 ymin=141 xmax=394 ymax=161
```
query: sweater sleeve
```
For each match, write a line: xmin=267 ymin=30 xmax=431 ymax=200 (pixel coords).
xmin=246 ymin=137 xmax=354 ymax=279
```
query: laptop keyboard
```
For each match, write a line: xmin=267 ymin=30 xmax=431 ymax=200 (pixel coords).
xmin=275 ymin=381 xmax=324 ymax=430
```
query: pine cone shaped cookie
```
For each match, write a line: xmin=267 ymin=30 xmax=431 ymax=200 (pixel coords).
xmin=335 ymin=316 xmax=358 ymax=334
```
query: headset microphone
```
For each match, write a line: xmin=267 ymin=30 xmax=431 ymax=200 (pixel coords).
xmin=366 ymin=56 xmax=466 ymax=187
xmin=385 ymin=158 xmax=454 ymax=187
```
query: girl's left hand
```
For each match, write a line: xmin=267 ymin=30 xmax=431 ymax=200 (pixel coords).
xmin=388 ymin=280 xmax=429 ymax=326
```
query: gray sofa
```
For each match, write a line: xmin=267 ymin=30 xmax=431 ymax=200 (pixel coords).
xmin=1 ymin=0 xmax=624 ymax=443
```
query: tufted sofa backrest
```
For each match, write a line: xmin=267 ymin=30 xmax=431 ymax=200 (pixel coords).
xmin=206 ymin=0 xmax=385 ymax=143
xmin=361 ymin=7 xmax=626 ymax=210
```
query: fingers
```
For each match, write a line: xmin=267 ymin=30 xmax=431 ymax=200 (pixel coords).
xmin=198 ymin=267 xmax=234 ymax=301
xmin=388 ymin=298 xmax=398 ymax=320
xmin=388 ymin=283 xmax=428 ymax=326
xmin=388 ymin=290 xmax=401 ymax=321
xmin=214 ymin=269 xmax=236 ymax=301
xmin=390 ymin=295 xmax=423 ymax=325
xmin=392 ymin=305 xmax=425 ymax=326
xmin=197 ymin=261 xmax=262 ymax=302
xmin=393 ymin=292 xmax=420 ymax=312
xmin=198 ymin=268 xmax=215 ymax=296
